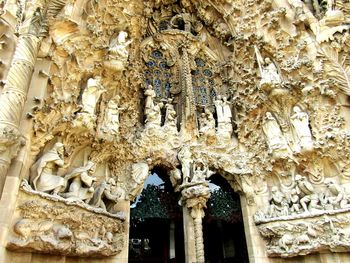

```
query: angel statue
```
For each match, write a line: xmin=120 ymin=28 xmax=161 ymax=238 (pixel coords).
xmin=254 ymin=46 xmax=281 ymax=88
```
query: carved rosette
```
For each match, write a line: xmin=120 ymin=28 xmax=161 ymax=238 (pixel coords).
xmin=181 ymin=182 xmax=210 ymax=263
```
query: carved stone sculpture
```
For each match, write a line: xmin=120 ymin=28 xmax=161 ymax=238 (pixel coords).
xmin=290 ymin=106 xmax=313 ymax=152
xmin=262 ymin=112 xmax=290 ymax=158
xmin=164 ymin=99 xmax=177 ymax=130
xmin=325 ymin=178 xmax=350 ymax=209
xmin=178 ymin=145 xmax=193 ymax=184
xmin=145 ymin=102 xmax=163 ymax=129
xmin=127 ymin=159 xmax=152 ymax=200
xmin=199 ymin=109 xmax=216 ymax=138
xmin=81 ymin=77 xmax=106 ymax=115
xmin=104 ymin=31 xmax=132 ymax=71
xmin=90 ymin=178 xmax=120 ymax=212
xmin=74 ymin=77 xmax=106 ymax=130
xmin=60 ymin=161 xmax=97 ymax=202
xmin=30 ymin=142 xmax=66 ymax=195
xmin=255 ymin=46 xmax=281 ymax=88
xmin=99 ymin=95 xmax=125 ymax=141
xmin=144 ymin=85 xmax=156 ymax=115
xmin=268 ymin=186 xmax=289 ymax=217
xmin=7 ymin=189 xmax=126 ymax=257
xmin=295 ymin=174 xmax=315 ymax=213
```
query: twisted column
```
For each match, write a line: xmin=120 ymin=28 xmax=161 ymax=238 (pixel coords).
xmin=192 ymin=207 xmax=205 ymax=263
xmin=0 ymin=34 xmax=40 ymax=180
xmin=181 ymin=182 xmax=210 ymax=263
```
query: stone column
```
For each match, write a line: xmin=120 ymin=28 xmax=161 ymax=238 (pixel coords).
xmin=0 ymin=33 xmax=40 ymax=189
xmin=181 ymin=182 xmax=210 ymax=263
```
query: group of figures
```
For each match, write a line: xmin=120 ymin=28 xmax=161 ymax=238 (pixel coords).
xmin=28 ymin=142 xmax=122 ymax=214
xmin=262 ymin=106 xmax=313 ymax=158
xmin=144 ymin=85 xmax=177 ymax=132
xmin=144 ymin=85 xmax=234 ymax=141
xmin=258 ymin=174 xmax=350 ymax=220
xmin=73 ymin=76 xmax=125 ymax=141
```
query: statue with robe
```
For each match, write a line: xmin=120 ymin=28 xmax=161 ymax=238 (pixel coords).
xmin=60 ymin=161 xmax=97 ymax=203
xmin=262 ymin=112 xmax=290 ymax=158
xmin=128 ymin=159 xmax=152 ymax=200
xmin=30 ymin=142 xmax=67 ymax=195
xmin=144 ymin=85 xmax=156 ymax=115
xmin=145 ymin=102 xmax=163 ymax=128
xmin=105 ymin=31 xmax=133 ymax=71
xmin=255 ymin=46 xmax=281 ymax=87
xmin=81 ymin=77 xmax=106 ymax=115
xmin=100 ymin=95 xmax=125 ymax=139
xmin=290 ymin=106 xmax=313 ymax=151
xmin=178 ymin=145 xmax=193 ymax=184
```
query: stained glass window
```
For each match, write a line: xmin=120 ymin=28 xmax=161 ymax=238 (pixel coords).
xmin=191 ymin=57 xmax=216 ymax=106
xmin=144 ymin=50 xmax=175 ymax=99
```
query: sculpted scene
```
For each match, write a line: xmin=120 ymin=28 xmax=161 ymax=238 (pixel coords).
xmin=1 ymin=0 xmax=350 ymax=262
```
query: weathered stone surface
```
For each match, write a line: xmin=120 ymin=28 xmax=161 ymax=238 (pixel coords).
xmin=7 ymin=187 xmax=125 ymax=257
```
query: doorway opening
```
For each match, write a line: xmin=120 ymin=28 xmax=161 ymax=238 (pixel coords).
xmin=203 ymin=174 xmax=249 ymax=263
xmin=129 ymin=167 xmax=185 ymax=263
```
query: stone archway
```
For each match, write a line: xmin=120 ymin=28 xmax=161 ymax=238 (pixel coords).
xmin=202 ymin=173 xmax=249 ymax=263
xmin=129 ymin=166 xmax=185 ymax=263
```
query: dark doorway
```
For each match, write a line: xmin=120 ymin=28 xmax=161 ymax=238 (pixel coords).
xmin=203 ymin=174 xmax=249 ymax=263
xmin=129 ymin=167 xmax=185 ymax=263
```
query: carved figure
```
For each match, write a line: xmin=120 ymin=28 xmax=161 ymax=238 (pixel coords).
xmin=145 ymin=102 xmax=163 ymax=128
xmin=222 ymin=97 xmax=232 ymax=123
xmin=199 ymin=109 xmax=215 ymax=137
xmin=128 ymin=159 xmax=152 ymax=199
xmin=295 ymin=174 xmax=315 ymax=212
xmin=144 ymin=85 xmax=156 ymax=115
xmin=90 ymin=178 xmax=120 ymax=212
xmin=255 ymin=46 xmax=281 ymax=86
xmin=191 ymin=162 xmax=214 ymax=183
xmin=268 ymin=186 xmax=289 ymax=217
xmin=81 ymin=77 xmax=106 ymax=115
xmin=100 ymin=95 xmax=125 ymax=137
xmin=290 ymin=106 xmax=313 ymax=151
xmin=109 ymin=31 xmax=132 ymax=60
xmin=169 ymin=168 xmax=182 ymax=191
xmin=262 ymin=112 xmax=289 ymax=157
xmin=178 ymin=145 xmax=193 ymax=184
xmin=325 ymin=178 xmax=350 ymax=209
xmin=289 ymin=188 xmax=301 ymax=214
xmin=30 ymin=142 xmax=66 ymax=195
xmin=214 ymin=95 xmax=224 ymax=123
xmin=164 ymin=99 xmax=177 ymax=128
xmin=60 ymin=161 xmax=97 ymax=202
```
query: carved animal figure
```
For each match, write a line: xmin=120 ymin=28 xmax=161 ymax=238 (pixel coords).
xmin=278 ymin=234 xmax=294 ymax=251
xmin=14 ymin=219 xmax=72 ymax=240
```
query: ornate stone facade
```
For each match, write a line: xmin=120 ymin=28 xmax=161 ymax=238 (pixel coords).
xmin=1 ymin=0 xmax=350 ymax=262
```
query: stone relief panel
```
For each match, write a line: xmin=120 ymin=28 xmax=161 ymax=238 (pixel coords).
xmin=7 ymin=187 xmax=125 ymax=257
